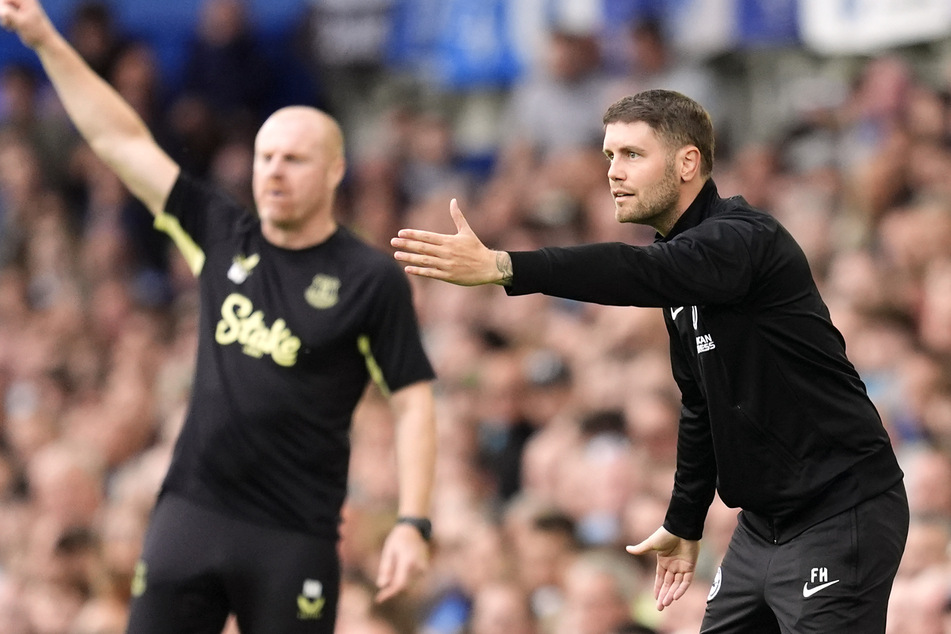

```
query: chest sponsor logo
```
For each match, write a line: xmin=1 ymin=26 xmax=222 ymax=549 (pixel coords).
xmin=696 ymin=333 xmax=716 ymax=353
xmin=297 ymin=578 xmax=326 ymax=620
xmin=227 ymin=253 xmax=260 ymax=284
xmin=305 ymin=274 xmax=340 ymax=309
xmin=215 ymin=293 xmax=301 ymax=366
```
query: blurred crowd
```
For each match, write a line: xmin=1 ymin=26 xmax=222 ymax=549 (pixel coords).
xmin=0 ymin=1 xmax=950 ymax=633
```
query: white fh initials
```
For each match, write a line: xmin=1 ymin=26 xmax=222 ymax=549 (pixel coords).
xmin=803 ymin=566 xmax=840 ymax=598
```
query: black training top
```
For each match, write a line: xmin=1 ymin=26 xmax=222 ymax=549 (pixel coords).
xmin=155 ymin=173 xmax=435 ymax=537
xmin=506 ymin=179 xmax=902 ymax=543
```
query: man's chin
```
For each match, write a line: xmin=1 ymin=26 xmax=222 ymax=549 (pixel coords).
xmin=614 ymin=202 xmax=626 ymax=223
xmin=259 ymin=207 xmax=292 ymax=224
xmin=615 ymin=204 xmax=636 ymax=224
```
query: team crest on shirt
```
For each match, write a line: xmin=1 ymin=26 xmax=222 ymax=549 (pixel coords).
xmin=305 ymin=274 xmax=340 ymax=309
xmin=708 ymin=566 xmax=722 ymax=601
xmin=227 ymin=253 xmax=260 ymax=284
xmin=297 ymin=578 xmax=326 ymax=620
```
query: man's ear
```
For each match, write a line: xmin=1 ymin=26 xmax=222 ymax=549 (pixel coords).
xmin=678 ymin=146 xmax=701 ymax=183
xmin=330 ymin=157 xmax=347 ymax=190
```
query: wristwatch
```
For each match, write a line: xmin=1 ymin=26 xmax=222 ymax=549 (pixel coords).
xmin=396 ymin=516 xmax=432 ymax=542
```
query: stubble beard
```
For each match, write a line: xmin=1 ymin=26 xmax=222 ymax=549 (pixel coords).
xmin=616 ymin=159 xmax=681 ymax=230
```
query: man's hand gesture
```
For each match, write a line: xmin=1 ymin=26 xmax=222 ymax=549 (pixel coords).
xmin=0 ymin=0 xmax=56 ymax=50
xmin=375 ymin=522 xmax=430 ymax=603
xmin=392 ymin=199 xmax=511 ymax=286
xmin=626 ymin=526 xmax=700 ymax=611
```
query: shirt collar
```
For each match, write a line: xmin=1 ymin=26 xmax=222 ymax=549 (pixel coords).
xmin=657 ymin=178 xmax=719 ymax=242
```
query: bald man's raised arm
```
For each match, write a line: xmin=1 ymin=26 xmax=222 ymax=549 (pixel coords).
xmin=1 ymin=0 xmax=179 ymax=215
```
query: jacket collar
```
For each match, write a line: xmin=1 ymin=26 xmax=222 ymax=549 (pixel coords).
xmin=657 ymin=178 xmax=719 ymax=242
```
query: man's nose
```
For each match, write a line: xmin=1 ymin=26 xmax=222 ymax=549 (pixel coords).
xmin=607 ymin=160 xmax=623 ymax=180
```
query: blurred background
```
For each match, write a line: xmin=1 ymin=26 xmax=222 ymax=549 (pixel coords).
xmin=0 ymin=0 xmax=950 ymax=633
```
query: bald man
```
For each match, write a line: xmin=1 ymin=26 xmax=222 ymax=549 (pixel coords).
xmin=1 ymin=1 xmax=437 ymax=632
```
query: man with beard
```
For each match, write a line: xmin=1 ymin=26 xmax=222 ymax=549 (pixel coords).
xmin=391 ymin=90 xmax=908 ymax=633
xmin=1 ymin=0 xmax=436 ymax=632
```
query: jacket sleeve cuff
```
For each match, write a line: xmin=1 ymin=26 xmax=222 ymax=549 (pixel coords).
xmin=663 ymin=499 xmax=707 ymax=541
xmin=504 ymin=250 xmax=550 ymax=296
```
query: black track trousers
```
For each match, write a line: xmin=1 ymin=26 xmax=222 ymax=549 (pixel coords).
xmin=701 ymin=482 xmax=908 ymax=634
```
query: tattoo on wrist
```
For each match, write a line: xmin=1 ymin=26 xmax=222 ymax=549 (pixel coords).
xmin=495 ymin=251 xmax=513 ymax=286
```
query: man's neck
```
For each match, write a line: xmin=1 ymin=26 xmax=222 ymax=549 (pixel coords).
xmin=262 ymin=218 xmax=338 ymax=250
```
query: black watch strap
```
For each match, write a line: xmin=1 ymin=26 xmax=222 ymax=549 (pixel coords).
xmin=396 ymin=516 xmax=432 ymax=542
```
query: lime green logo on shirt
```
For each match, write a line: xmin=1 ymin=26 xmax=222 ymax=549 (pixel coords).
xmin=296 ymin=579 xmax=325 ymax=620
xmin=305 ymin=274 xmax=340 ymax=309
xmin=215 ymin=293 xmax=302 ymax=366
xmin=227 ymin=253 xmax=260 ymax=284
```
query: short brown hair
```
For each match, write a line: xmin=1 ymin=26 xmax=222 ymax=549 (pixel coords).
xmin=603 ymin=89 xmax=715 ymax=177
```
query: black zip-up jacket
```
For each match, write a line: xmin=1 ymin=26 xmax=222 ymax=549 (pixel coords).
xmin=506 ymin=179 xmax=903 ymax=543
